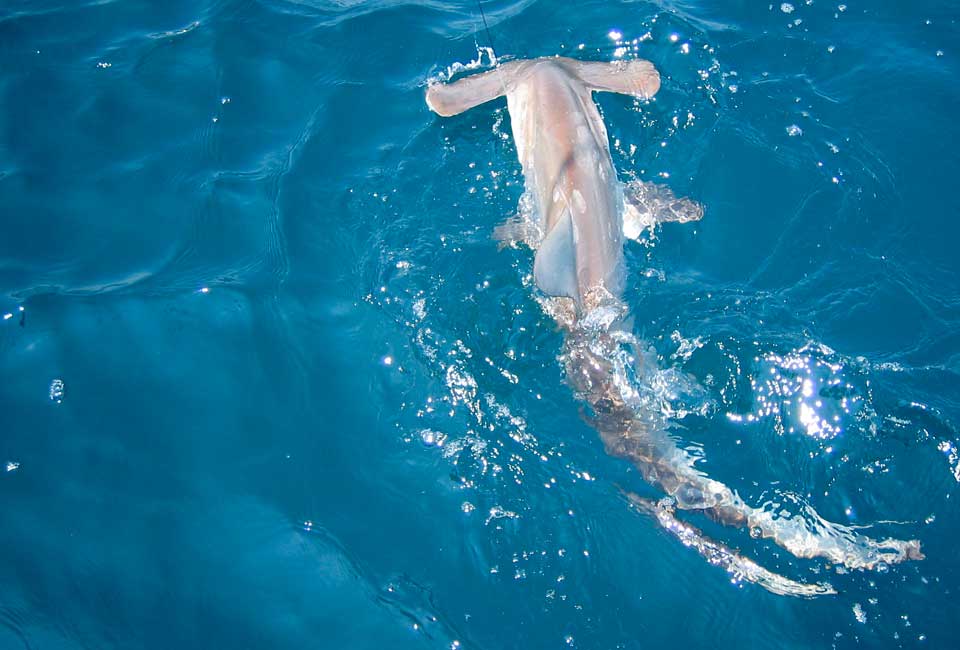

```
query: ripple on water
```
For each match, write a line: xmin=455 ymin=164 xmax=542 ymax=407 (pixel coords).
xmin=2 ymin=0 xmax=957 ymax=646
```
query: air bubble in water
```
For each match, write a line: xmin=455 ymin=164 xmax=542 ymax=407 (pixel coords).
xmin=853 ymin=602 xmax=867 ymax=623
xmin=49 ymin=379 xmax=65 ymax=403
xmin=420 ymin=429 xmax=446 ymax=447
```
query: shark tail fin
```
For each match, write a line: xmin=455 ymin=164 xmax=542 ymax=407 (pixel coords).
xmin=425 ymin=61 xmax=523 ymax=117
xmin=571 ymin=59 xmax=661 ymax=100
xmin=621 ymin=490 xmax=837 ymax=598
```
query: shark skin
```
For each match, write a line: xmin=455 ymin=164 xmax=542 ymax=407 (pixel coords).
xmin=427 ymin=57 xmax=660 ymax=310
xmin=425 ymin=56 xmax=922 ymax=596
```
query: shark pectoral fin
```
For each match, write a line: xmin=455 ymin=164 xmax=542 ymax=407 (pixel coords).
xmin=494 ymin=191 xmax=541 ymax=250
xmin=425 ymin=62 xmax=522 ymax=117
xmin=492 ymin=218 xmax=524 ymax=250
xmin=571 ymin=59 xmax=661 ymax=99
xmin=622 ymin=201 xmax=655 ymax=242
xmin=623 ymin=180 xmax=704 ymax=234
xmin=533 ymin=211 xmax=579 ymax=300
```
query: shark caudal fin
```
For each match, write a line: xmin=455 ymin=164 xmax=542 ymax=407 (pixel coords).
xmin=621 ymin=490 xmax=837 ymax=598
xmin=425 ymin=61 xmax=524 ymax=117
xmin=571 ymin=59 xmax=661 ymax=100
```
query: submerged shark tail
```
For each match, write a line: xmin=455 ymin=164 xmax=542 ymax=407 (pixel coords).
xmin=562 ymin=327 xmax=923 ymax=589
xmin=621 ymin=490 xmax=837 ymax=598
xmin=600 ymin=412 xmax=923 ymax=572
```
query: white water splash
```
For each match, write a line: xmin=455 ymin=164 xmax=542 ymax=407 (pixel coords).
xmin=429 ymin=46 xmax=499 ymax=85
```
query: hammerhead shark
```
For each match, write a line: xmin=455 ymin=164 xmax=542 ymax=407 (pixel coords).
xmin=426 ymin=56 xmax=922 ymax=597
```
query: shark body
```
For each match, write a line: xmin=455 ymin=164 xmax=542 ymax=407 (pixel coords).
xmin=428 ymin=57 xmax=665 ymax=309
xmin=426 ymin=56 xmax=921 ymax=597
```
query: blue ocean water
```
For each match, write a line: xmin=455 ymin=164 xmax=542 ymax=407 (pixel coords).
xmin=1 ymin=0 xmax=958 ymax=647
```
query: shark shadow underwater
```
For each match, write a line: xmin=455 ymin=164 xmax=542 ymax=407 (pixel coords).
xmin=424 ymin=56 xmax=922 ymax=597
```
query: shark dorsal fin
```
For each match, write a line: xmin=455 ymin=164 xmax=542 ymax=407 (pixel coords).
xmin=533 ymin=210 xmax=579 ymax=301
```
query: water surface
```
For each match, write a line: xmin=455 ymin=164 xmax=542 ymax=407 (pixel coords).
xmin=1 ymin=1 xmax=958 ymax=648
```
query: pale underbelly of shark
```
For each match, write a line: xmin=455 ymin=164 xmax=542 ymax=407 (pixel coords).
xmin=425 ymin=55 xmax=922 ymax=597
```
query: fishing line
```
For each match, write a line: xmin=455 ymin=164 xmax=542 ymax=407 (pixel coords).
xmin=474 ymin=0 xmax=498 ymax=62
xmin=473 ymin=0 xmax=510 ymax=97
